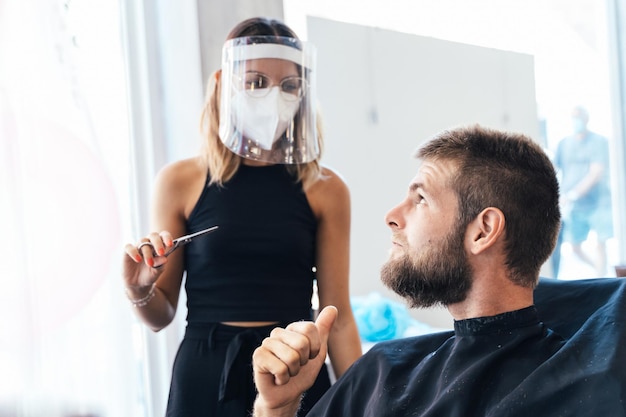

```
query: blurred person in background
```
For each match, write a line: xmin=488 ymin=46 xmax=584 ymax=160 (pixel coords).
xmin=554 ymin=105 xmax=613 ymax=277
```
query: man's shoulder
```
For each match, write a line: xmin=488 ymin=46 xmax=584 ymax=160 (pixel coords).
xmin=588 ymin=130 xmax=608 ymax=139
xmin=535 ymin=277 xmax=626 ymax=338
xmin=583 ymin=130 xmax=609 ymax=145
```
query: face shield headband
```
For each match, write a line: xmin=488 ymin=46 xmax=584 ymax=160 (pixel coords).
xmin=218 ymin=37 xmax=318 ymax=164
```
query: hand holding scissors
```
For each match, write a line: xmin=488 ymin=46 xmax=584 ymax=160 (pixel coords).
xmin=126 ymin=226 xmax=219 ymax=272
xmin=122 ymin=226 xmax=217 ymax=306
xmin=136 ymin=226 xmax=219 ymax=259
xmin=123 ymin=226 xmax=218 ymax=295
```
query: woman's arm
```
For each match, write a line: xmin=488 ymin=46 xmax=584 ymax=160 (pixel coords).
xmin=123 ymin=157 xmax=205 ymax=331
xmin=306 ymin=167 xmax=362 ymax=378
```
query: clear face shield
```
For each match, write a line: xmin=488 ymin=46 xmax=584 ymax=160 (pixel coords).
xmin=219 ymin=36 xmax=318 ymax=164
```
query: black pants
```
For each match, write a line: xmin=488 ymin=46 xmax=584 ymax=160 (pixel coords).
xmin=166 ymin=322 xmax=332 ymax=417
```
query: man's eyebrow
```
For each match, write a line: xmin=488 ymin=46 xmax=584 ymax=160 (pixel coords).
xmin=409 ymin=182 xmax=424 ymax=192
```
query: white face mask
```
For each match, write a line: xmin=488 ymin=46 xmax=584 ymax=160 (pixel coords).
xmin=233 ymin=87 xmax=301 ymax=150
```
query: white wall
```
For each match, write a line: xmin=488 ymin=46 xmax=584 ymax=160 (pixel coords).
xmin=308 ymin=17 xmax=540 ymax=328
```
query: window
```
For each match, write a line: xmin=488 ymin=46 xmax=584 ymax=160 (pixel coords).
xmin=0 ymin=1 xmax=150 ymax=415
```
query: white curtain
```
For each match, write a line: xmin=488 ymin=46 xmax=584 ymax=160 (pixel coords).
xmin=0 ymin=1 xmax=151 ymax=415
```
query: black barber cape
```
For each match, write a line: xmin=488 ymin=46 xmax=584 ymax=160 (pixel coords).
xmin=307 ymin=278 xmax=626 ymax=416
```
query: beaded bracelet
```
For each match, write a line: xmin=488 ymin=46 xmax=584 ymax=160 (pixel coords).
xmin=126 ymin=283 xmax=156 ymax=308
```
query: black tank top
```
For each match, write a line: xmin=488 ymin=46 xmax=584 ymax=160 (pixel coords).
xmin=184 ymin=164 xmax=317 ymax=323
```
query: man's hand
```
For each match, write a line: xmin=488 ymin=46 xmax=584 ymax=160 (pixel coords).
xmin=253 ymin=306 xmax=338 ymax=417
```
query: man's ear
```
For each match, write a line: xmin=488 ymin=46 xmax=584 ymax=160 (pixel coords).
xmin=466 ymin=207 xmax=505 ymax=255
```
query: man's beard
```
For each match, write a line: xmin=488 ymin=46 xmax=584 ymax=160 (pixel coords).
xmin=380 ymin=222 xmax=473 ymax=308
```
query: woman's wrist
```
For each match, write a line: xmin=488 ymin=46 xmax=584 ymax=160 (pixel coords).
xmin=125 ymin=283 xmax=157 ymax=307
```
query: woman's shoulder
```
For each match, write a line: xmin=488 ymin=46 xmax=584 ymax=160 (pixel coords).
xmin=153 ymin=157 xmax=206 ymax=202
xmin=317 ymin=165 xmax=349 ymax=191
xmin=305 ymin=165 xmax=350 ymax=215
xmin=156 ymin=157 xmax=205 ymax=186
xmin=151 ymin=157 xmax=207 ymax=217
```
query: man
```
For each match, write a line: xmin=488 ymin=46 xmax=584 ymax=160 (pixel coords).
xmin=253 ymin=125 xmax=626 ymax=416
xmin=553 ymin=105 xmax=613 ymax=277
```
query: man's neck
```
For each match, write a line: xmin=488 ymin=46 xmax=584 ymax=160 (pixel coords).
xmin=447 ymin=279 xmax=534 ymax=321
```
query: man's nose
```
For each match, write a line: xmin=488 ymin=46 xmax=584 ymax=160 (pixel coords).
xmin=385 ymin=204 xmax=403 ymax=229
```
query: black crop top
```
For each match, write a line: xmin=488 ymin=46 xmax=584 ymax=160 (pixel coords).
xmin=184 ymin=164 xmax=317 ymax=323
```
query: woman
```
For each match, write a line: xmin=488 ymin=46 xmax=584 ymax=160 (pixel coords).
xmin=122 ymin=17 xmax=362 ymax=416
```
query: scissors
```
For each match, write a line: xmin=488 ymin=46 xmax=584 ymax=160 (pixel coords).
xmin=138 ymin=225 xmax=219 ymax=257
